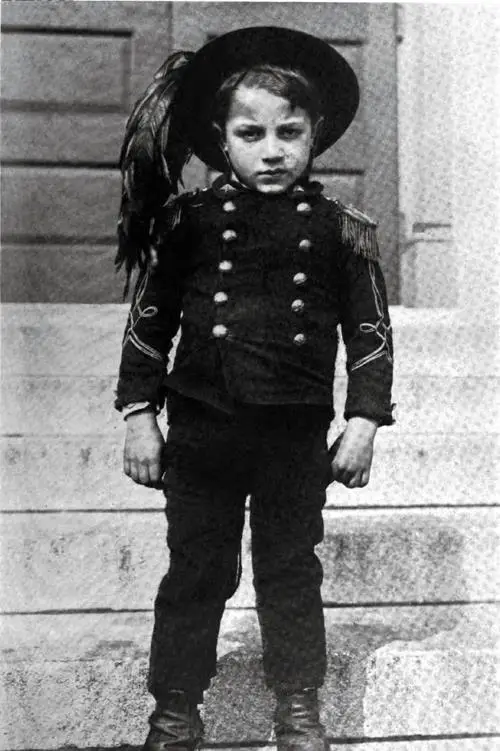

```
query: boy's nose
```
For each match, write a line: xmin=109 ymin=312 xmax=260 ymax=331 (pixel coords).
xmin=262 ymin=136 xmax=284 ymax=161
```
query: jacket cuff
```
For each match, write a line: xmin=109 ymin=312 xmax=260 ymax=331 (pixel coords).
xmin=344 ymin=357 xmax=394 ymax=426
xmin=344 ymin=407 xmax=395 ymax=427
xmin=114 ymin=371 xmax=167 ymax=413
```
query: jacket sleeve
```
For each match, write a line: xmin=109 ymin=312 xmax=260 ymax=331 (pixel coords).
xmin=114 ymin=209 xmax=187 ymax=412
xmin=338 ymin=245 xmax=394 ymax=426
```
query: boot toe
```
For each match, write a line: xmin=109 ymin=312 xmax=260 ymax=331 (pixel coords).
xmin=143 ymin=697 xmax=204 ymax=751
xmin=274 ymin=689 xmax=328 ymax=751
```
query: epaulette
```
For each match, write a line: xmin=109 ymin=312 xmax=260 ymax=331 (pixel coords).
xmin=331 ymin=198 xmax=380 ymax=260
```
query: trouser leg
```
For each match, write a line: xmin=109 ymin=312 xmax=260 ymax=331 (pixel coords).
xmin=148 ymin=397 xmax=250 ymax=701
xmin=250 ymin=406 xmax=332 ymax=693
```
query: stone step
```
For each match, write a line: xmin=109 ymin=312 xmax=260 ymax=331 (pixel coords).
xmin=1 ymin=507 xmax=498 ymax=612
xmin=1 ymin=605 xmax=498 ymax=748
xmin=2 ymin=304 xmax=498 ymax=377
xmin=179 ymin=745 xmax=500 ymax=751
xmin=2 ymin=372 xmax=498 ymax=435
xmin=2 ymin=431 xmax=498 ymax=511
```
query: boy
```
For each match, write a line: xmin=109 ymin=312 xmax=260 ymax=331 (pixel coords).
xmin=115 ymin=26 xmax=393 ymax=751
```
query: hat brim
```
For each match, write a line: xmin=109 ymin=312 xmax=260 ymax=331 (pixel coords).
xmin=172 ymin=26 xmax=359 ymax=172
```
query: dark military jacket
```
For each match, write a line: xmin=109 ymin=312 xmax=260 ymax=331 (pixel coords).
xmin=115 ymin=176 xmax=394 ymax=425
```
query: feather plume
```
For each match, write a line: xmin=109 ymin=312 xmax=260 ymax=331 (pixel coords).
xmin=115 ymin=51 xmax=194 ymax=297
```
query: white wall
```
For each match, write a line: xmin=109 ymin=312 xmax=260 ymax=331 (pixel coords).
xmin=449 ymin=5 xmax=499 ymax=318
xmin=398 ymin=4 xmax=499 ymax=314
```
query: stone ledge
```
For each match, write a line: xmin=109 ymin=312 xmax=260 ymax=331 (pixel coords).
xmin=54 ymin=741 xmax=500 ymax=751
xmin=2 ymin=304 xmax=498 ymax=377
xmin=2 ymin=374 xmax=498 ymax=435
xmin=1 ymin=507 xmax=498 ymax=611
xmin=1 ymin=606 xmax=498 ymax=748
xmin=2 ymin=432 xmax=498 ymax=511
xmin=4 ymin=605 xmax=498 ymax=662
xmin=187 ymin=744 xmax=500 ymax=751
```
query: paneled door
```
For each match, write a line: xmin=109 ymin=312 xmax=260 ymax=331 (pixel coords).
xmin=1 ymin=1 xmax=172 ymax=302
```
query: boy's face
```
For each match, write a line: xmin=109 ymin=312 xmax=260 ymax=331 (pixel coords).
xmin=223 ymin=85 xmax=315 ymax=194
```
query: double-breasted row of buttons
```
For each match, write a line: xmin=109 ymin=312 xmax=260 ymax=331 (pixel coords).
xmin=291 ymin=200 xmax=313 ymax=346
xmin=213 ymin=255 xmax=230 ymax=337
xmin=212 ymin=197 xmax=314 ymax=345
xmin=213 ymin=286 xmax=229 ymax=338
xmin=212 ymin=201 xmax=238 ymax=339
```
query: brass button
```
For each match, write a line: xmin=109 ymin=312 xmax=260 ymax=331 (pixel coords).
xmin=293 ymin=333 xmax=307 ymax=346
xmin=299 ymin=238 xmax=312 ymax=251
xmin=296 ymin=202 xmax=312 ymax=215
xmin=213 ymin=291 xmax=228 ymax=305
xmin=219 ymin=260 xmax=233 ymax=272
xmin=212 ymin=324 xmax=228 ymax=339
xmin=291 ymin=299 xmax=305 ymax=314
xmin=293 ymin=272 xmax=307 ymax=286
xmin=223 ymin=201 xmax=236 ymax=213
xmin=222 ymin=229 xmax=237 ymax=242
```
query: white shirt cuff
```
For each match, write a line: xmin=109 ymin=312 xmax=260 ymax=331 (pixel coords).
xmin=122 ymin=401 xmax=156 ymax=420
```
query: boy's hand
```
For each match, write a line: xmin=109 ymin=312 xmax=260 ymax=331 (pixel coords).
xmin=330 ymin=417 xmax=377 ymax=488
xmin=124 ymin=410 xmax=165 ymax=486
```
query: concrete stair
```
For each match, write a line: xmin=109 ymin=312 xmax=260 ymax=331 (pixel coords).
xmin=1 ymin=508 xmax=499 ymax=611
xmin=1 ymin=607 xmax=498 ymax=748
xmin=1 ymin=304 xmax=499 ymax=750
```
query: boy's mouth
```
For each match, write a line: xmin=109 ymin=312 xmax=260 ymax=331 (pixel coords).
xmin=259 ymin=169 xmax=287 ymax=176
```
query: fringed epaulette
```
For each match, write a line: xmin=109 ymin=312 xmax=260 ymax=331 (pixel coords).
xmin=334 ymin=200 xmax=380 ymax=260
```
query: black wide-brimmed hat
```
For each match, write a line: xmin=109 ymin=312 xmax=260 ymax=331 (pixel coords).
xmin=171 ymin=26 xmax=360 ymax=172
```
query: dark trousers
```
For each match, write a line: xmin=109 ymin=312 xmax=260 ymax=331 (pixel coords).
xmin=148 ymin=394 xmax=332 ymax=703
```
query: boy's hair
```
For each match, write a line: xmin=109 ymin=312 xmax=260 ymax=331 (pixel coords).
xmin=211 ymin=64 xmax=323 ymax=132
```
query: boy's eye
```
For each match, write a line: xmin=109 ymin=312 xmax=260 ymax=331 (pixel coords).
xmin=235 ymin=128 xmax=263 ymax=142
xmin=279 ymin=126 xmax=303 ymax=139
xmin=232 ymin=125 xmax=305 ymax=142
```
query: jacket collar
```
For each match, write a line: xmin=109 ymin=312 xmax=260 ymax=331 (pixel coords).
xmin=212 ymin=174 xmax=324 ymax=200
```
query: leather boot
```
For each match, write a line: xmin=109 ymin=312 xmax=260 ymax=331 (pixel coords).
xmin=274 ymin=688 xmax=329 ymax=751
xmin=143 ymin=691 xmax=204 ymax=751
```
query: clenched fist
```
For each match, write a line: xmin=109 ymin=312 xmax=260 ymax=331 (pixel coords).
xmin=330 ymin=416 xmax=378 ymax=488
xmin=123 ymin=409 xmax=165 ymax=486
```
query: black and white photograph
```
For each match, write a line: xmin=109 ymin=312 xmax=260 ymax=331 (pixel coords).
xmin=1 ymin=2 xmax=498 ymax=750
